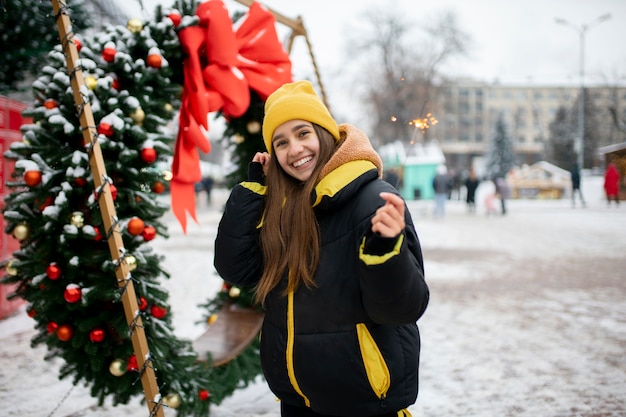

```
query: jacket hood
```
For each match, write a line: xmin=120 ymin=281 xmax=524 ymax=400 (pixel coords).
xmin=312 ymin=124 xmax=383 ymax=208
xmin=320 ymin=124 xmax=383 ymax=180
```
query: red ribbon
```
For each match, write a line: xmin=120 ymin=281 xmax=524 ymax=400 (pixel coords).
xmin=171 ymin=0 xmax=293 ymax=232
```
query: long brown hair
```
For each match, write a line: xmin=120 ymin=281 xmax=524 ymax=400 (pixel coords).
xmin=255 ymin=124 xmax=338 ymax=305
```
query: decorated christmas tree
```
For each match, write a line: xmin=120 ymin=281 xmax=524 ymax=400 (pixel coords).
xmin=0 ymin=0 xmax=295 ymax=413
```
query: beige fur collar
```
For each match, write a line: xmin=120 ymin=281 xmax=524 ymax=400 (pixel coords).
xmin=319 ymin=123 xmax=383 ymax=180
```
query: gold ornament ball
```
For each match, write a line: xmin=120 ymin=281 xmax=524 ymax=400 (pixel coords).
xmin=127 ymin=18 xmax=143 ymax=33
xmin=207 ymin=314 xmax=218 ymax=325
xmin=162 ymin=170 xmax=173 ymax=181
xmin=13 ymin=224 xmax=30 ymax=241
xmin=6 ymin=260 xmax=18 ymax=276
xmin=125 ymin=255 xmax=138 ymax=271
xmin=164 ymin=103 xmax=173 ymax=112
xmin=233 ymin=133 xmax=245 ymax=144
xmin=163 ymin=393 xmax=182 ymax=409
xmin=85 ymin=76 xmax=98 ymax=91
xmin=228 ymin=286 xmax=241 ymax=298
xmin=109 ymin=359 xmax=127 ymax=377
xmin=130 ymin=108 xmax=145 ymax=124
xmin=247 ymin=120 xmax=261 ymax=134
xmin=70 ymin=211 xmax=85 ymax=228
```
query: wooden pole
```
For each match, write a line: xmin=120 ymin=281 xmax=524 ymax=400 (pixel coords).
xmin=49 ymin=2 xmax=165 ymax=416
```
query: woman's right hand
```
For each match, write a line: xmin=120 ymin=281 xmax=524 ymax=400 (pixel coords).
xmin=252 ymin=152 xmax=271 ymax=177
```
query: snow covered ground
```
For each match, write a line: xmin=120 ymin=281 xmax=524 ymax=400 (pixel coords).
xmin=1 ymin=176 xmax=625 ymax=417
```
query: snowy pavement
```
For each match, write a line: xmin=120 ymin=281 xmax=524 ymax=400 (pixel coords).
xmin=1 ymin=176 xmax=625 ymax=417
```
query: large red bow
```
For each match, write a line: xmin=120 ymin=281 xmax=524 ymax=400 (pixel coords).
xmin=171 ymin=0 xmax=293 ymax=232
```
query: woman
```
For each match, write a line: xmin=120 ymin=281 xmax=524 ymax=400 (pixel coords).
xmin=604 ymin=162 xmax=620 ymax=206
xmin=214 ymin=81 xmax=429 ymax=417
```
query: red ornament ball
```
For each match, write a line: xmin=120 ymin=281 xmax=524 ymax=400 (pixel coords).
xmin=127 ymin=355 xmax=138 ymax=371
xmin=168 ymin=11 xmax=182 ymax=27
xmin=141 ymin=225 xmax=156 ymax=241
xmin=111 ymin=78 xmax=120 ymax=91
xmin=74 ymin=37 xmax=82 ymax=52
xmin=46 ymin=263 xmax=61 ymax=280
xmin=24 ymin=170 xmax=42 ymax=187
xmin=57 ymin=324 xmax=74 ymax=341
xmin=146 ymin=54 xmax=162 ymax=69
xmin=43 ymin=99 xmax=58 ymax=109
xmin=97 ymin=122 xmax=114 ymax=137
xmin=151 ymin=181 xmax=166 ymax=194
xmin=127 ymin=217 xmax=145 ymax=236
xmin=38 ymin=196 xmax=53 ymax=211
xmin=27 ymin=307 xmax=36 ymax=318
xmin=102 ymin=46 xmax=116 ymax=62
xmin=138 ymin=296 xmax=148 ymax=311
xmin=110 ymin=184 xmax=118 ymax=200
xmin=140 ymin=148 xmax=157 ymax=163
xmin=89 ymin=328 xmax=105 ymax=343
xmin=74 ymin=177 xmax=87 ymax=187
xmin=150 ymin=305 xmax=167 ymax=319
xmin=47 ymin=322 xmax=58 ymax=334
xmin=198 ymin=389 xmax=210 ymax=401
xmin=63 ymin=284 xmax=82 ymax=303
xmin=93 ymin=226 xmax=103 ymax=241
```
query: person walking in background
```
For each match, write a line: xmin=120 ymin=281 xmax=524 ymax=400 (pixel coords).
xmin=464 ymin=168 xmax=480 ymax=213
xmin=214 ymin=80 xmax=429 ymax=417
xmin=603 ymin=161 xmax=620 ymax=206
xmin=200 ymin=175 xmax=214 ymax=205
xmin=569 ymin=162 xmax=586 ymax=208
xmin=432 ymin=164 xmax=450 ymax=218
xmin=494 ymin=176 xmax=511 ymax=215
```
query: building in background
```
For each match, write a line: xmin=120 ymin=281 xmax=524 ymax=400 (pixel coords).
xmin=432 ymin=79 xmax=626 ymax=172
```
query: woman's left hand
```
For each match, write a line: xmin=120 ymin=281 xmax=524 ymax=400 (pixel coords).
xmin=371 ymin=192 xmax=406 ymax=238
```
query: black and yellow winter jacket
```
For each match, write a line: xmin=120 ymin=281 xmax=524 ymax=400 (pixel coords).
xmin=214 ymin=124 xmax=429 ymax=416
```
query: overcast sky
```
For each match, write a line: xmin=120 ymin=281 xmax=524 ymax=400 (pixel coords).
xmin=121 ymin=0 xmax=626 ymax=125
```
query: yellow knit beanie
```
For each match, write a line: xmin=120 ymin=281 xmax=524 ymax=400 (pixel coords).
xmin=262 ymin=80 xmax=340 ymax=152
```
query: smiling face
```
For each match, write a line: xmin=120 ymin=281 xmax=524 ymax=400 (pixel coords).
xmin=271 ymin=119 xmax=321 ymax=182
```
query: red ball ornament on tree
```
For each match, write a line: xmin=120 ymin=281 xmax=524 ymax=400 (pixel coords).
xmin=24 ymin=170 xmax=42 ymax=187
xmin=73 ymin=37 xmax=82 ymax=52
xmin=43 ymin=99 xmax=58 ymax=109
xmin=140 ymin=148 xmax=157 ymax=163
xmin=110 ymin=184 xmax=118 ymax=200
xmin=57 ymin=324 xmax=74 ymax=341
xmin=198 ymin=389 xmax=210 ymax=401
xmin=152 ymin=181 xmax=165 ymax=194
xmin=127 ymin=355 xmax=138 ymax=371
xmin=46 ymin=263 xmax=61 ymax=280
xmin=93 ymin=226 xmax=103 ymax=241
xmin=151 ymin=305 xmax=167 ymax=319
xmin=111 ymin=78 xmax=120 ymax=91
xmin=168 ymin=11 xmax=182 ymax=27
xmin=146 ymin=53 xmax=163 ymax=69
xmin=141 ymin=225 xmax=156 ymax=241
xmin=89 ymin=328 xmax=105 ymax=343
xmin=138 ymin=296 xmax=148 ymax=311
xmin=64 ymin=284 xmax=82 ymax=303
xmin=27 ymin=307 xmax=36 ymax=318
xmin=102 ymin=42 xmax=116 ymax=62
xmin=38 ymin=196 xmax=53 ymax=211
xmin=97 ymin=122 xmax=113 ymax=137
xmin=47 ymin=322 xmax=58 ymax=334
xmin=127 ymin=217 xmax=145 ymax=236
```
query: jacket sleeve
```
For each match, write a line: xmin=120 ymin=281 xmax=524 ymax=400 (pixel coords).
xmin=357 ymin=186 xmax=429 ymax=325
xmin=213 ymin=181 xmax=266 ymax=287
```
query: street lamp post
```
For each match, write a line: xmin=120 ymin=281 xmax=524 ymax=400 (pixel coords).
xmin=555 ymin=13 xmax=611 ymax=169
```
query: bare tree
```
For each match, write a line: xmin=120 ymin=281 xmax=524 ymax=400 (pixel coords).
xmin=344 ymin=5 xmax=470 ymax=145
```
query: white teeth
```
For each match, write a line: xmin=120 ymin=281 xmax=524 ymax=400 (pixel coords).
xmin=293 ymin=156 xmax=312 ymax=168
